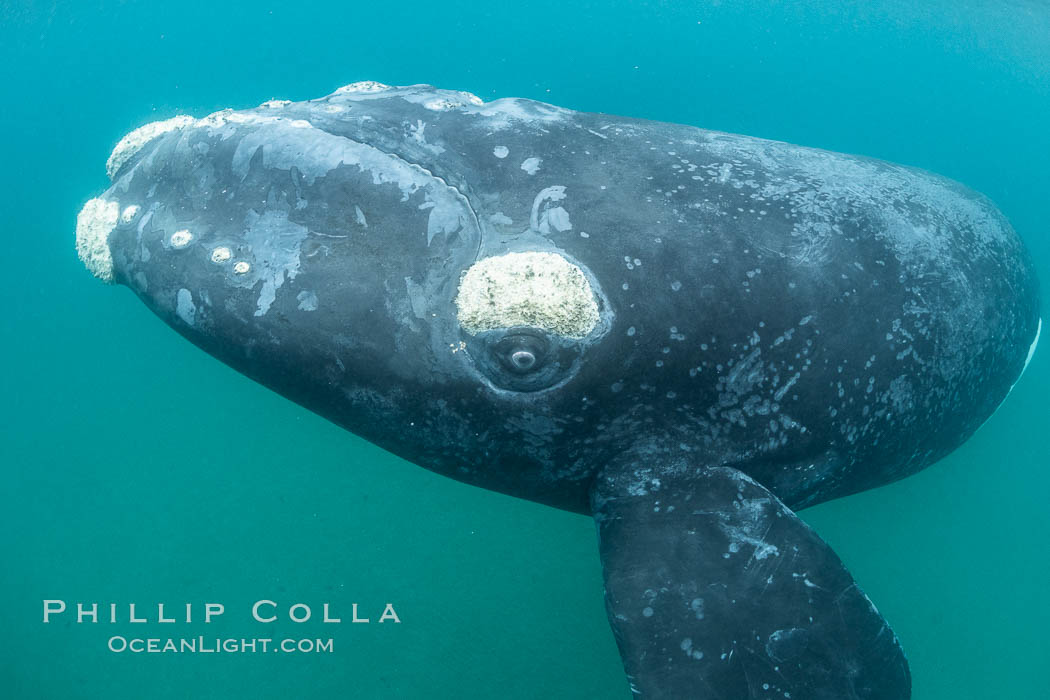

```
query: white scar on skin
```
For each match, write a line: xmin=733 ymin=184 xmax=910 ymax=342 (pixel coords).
xmin=520 ymin=157 xmax=542 ymax=175
xmin=106 ymin=115 xmax=196 ymax=179
xmin=455 ymin=252 xmax=599 ymax=338
xmin=75 ymin=198 xmax=120 ymax=282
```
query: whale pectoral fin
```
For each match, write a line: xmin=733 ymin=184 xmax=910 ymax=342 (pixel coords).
xmin=591 ymin=464 xmax=910 ymax=700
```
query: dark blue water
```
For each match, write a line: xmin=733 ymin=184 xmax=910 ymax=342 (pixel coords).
xmin=1 ymin=1 xmax=1046 ymax=697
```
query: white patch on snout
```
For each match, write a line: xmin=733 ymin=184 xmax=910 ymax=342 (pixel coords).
xmin=106 ymin=115 xmax=195 ymax=179
xmin=455 ymin=252 xmax=599 ymax=339
xmin=75 ymin=198 xmax=119 ymax=282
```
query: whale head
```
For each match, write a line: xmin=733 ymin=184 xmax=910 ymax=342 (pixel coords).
xmin=76 ymin=87 xmax=615 ymax=511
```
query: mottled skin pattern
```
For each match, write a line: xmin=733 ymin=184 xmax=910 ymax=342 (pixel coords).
xmin=89 ymin=84 xmax=1040 ymax=699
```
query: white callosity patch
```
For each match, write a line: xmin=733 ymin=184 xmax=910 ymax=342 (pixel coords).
xmin=196 ymin=110 xmax=230 ymax=128
xmin=75 ymin=198 xmax=120 ymax=282
xmin=423 ymin=97 xmax=467 ymax=111
xmin=405 ymin=90 xmax=482 ymax=110
xmin=233 ymin=261 xmax=251 ymax=275
xmin=170 ymin=230 xmax=193 ymax=248
xmin=455 ymin=252 xmax=599 ymax=339
xmin=210 ymin=247 xmax=232 ymax=263
xmin=460 ymin=91 xmax=484 ymax=106
xmin=335 ymin=81 xmax=390 ymax=94
xmin=493 ymin=146 xmax=509 ymax=159
xmin=197 ymin=110 xmax=311 ymax=130
xmin=106 ymin=115 xmax=195 ymax=179
xmin=120 ymin=205 xmax=140 ymax=224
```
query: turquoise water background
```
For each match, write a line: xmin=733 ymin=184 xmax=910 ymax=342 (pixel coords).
xmin=1 ymin=1 xmax=1046 ymax=697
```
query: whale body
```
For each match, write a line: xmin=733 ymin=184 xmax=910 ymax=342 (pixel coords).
xmin=77 ymin=83 xmax=1041 ymax=699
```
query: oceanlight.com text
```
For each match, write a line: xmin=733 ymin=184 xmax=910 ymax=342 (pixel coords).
xmin=107 ymin=636 xmax=334 ymax=654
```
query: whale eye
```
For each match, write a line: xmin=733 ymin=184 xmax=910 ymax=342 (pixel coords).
xmin=497 ymin=333 xmax=548 ymax=374
xmin=462 ymin=328 xmax=581 ymax=392
xmin=510 ymin=349 xmax=536 ymax=371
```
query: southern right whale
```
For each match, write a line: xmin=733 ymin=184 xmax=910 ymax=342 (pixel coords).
xmin=76 ymin=82 xmax=1041 ymax=698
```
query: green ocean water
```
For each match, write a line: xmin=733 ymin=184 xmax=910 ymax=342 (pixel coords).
xmin=0 ymin=1 xmax=1046 ymax=697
